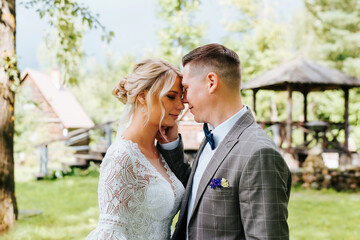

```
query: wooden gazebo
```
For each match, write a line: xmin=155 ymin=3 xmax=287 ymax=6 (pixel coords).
xmin=242 ymin=57 xmax=360 ymax=153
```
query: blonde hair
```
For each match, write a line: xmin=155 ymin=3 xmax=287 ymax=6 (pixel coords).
xmin=113 ymin=58 xmax=182 ymax=129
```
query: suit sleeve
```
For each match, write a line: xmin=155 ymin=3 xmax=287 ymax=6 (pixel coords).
xmin=239 ymin=147 xmax=291 ymax=240
xmin=157 ymin=134 xmax=191 ymax=187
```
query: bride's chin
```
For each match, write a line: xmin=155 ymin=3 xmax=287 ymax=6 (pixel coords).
xmin=161 ymin=121 xmax=175 ymax=128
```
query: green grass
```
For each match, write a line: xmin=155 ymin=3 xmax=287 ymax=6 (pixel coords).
xmin=1 ymin=176 xmax=360 ymax=240
xmin=1 ymin=176 xmax=99 ymax=240
xmin=288 ymin=187 xmax=360 ymax=240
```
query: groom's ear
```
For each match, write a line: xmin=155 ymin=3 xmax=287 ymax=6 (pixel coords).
xmin=207 ymin=72 xmax=219 ymax=94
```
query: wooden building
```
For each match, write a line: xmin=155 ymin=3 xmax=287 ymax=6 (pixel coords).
xmin=20 ymin=68 xmax=94 ymax=140
xmin=178 ymin=105 xmax=203 ymax=161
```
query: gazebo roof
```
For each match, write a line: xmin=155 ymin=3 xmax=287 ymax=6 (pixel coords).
xmin=242 ymin=57 xmax=360 ymax=91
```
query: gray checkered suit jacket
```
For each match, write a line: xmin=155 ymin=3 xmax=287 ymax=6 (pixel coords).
xmin=159 ymin=108 xmax=291 ymax=240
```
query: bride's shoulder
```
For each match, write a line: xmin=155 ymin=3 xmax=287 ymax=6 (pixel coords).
xmin=103 ymin=138 xmax=141 ymax=164
xmin=99 ymin=139 xmax=144 ymax=180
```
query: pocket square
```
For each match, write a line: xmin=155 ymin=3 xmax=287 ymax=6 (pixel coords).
xmin=210 ymin=178 xmax=229 ymax=189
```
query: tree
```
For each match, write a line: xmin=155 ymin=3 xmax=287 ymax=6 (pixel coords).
xmin=0 ymin=0 xmax=18 ymax=232
xmin=0 ymin=0 xmax=112 ymax=231
xmin=24 ymin=0 xmax=113 ymax=85
xmin=156 ymin=0 xmax=205 ymax=66
xmin=222 ymin=0 xmax=291 ymax=122
xmin=301 ymin=0 xmax=360 ymax=77
xmin=222 ymin=0 xmax=290 ymax=81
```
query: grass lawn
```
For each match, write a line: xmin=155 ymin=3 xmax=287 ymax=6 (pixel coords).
xmin=1 ymin=175 xmax=360 ymax=239
xmin=288 ymin=187 xmax=360 ymax=240
xmin=1 ymin=175 xmax=99 ymax=240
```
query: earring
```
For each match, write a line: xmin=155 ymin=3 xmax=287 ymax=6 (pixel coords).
xmin=141 ymin=103 xmax=146 ymax=113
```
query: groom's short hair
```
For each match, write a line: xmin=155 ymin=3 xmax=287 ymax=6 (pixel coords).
xmin=182 ymin=43 xmax=242 ymax=89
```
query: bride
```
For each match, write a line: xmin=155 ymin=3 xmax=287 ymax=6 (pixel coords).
xmin=86 ymin=59 xmax=185 ymax=239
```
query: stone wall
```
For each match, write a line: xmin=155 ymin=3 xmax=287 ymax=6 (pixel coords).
xmin=291 ymin=151 xmax=360 ymax=191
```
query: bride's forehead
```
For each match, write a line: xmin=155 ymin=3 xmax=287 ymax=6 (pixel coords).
xmin=170 ymin=77 xmax=182 ymax=89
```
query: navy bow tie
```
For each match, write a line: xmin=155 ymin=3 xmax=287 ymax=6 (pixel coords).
xmin=203 ymin=123 xmax=215 ymax=150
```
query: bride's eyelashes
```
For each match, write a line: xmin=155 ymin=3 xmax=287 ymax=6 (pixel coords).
xmin=167 ymin=94 xmax=176 ymax=100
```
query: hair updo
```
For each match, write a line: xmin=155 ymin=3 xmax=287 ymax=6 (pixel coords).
xmin=113 ymin=76 xmax=129 ymax=104
xmin=112 ymin=58 xmax=182 ymax=126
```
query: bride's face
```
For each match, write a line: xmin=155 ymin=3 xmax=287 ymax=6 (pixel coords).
xmin=148 ymin=76 xmax=184 ymax=127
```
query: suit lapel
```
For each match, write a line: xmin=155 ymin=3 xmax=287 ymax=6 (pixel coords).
xmin=189 ymin=109 xmax=255 ymax=220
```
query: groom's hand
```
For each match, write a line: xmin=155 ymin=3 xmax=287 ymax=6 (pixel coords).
xmin=156 ymin=124 xmax=179 ymax=144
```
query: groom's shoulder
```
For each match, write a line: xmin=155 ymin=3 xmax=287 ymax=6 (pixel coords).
xmin=242 ymin=121 xmax=273 ymax=141
xmin=237 ymin=122 xmax=280 ymax=153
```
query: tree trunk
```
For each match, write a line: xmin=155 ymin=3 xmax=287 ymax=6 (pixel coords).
xmin=0 ymin=0 xmax=18 ymax=232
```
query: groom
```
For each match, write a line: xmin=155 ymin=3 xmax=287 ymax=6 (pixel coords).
xmin=158 ymin=43 xmax=291 ymax=239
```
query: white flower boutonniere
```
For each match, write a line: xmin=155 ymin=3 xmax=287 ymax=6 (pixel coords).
xmin=221 ymin=178 xmax=229 ymax=188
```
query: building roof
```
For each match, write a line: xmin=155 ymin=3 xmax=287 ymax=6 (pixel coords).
xmin=21 ymin=68 xmax=95 ymax=129
xmin=242 ymin=57 xmax=360 ymax=91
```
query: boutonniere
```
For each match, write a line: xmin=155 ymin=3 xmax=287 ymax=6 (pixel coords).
xmin=210 ymin=178 xmax=229 ymax=189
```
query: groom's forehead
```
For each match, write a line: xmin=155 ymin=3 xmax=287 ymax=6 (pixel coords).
xmin=181 ymin=74 xmax=189 ymax=86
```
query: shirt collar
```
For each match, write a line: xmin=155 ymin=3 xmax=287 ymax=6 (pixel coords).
xmin=209 ymin=106 xmax=248 ymax=149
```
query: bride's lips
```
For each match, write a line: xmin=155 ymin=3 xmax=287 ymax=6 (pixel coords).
xmin=170 ymin=114 xmax=179 ymax=120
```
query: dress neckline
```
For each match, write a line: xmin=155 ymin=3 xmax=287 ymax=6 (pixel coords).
xmin=119 ymin=137 xmax=177 ymax=197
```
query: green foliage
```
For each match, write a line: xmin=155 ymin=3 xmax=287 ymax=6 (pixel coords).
xmin=23 ymin=0 xmax=114 ymax=85
xmin=222 ymin=0 xmax=290 ymax=81
xmin=223 ymin=0 xmax=291 ymax=121
xmin=306 ymin=91 xmax=344 ymax=122
xmin=41 ymin=162 xmax=100 ymax=180
xmin=222 ymin=0 xmax=262 ymax=33
xmin=303 ymin=0 xmax=360 ymax=76
xmin=67 ymin=162 xmax=100 ymax=178
xmin=294 ymin=0 xmax=360 ymax=76
xmin=71 ymin=51 xmax=136 ymax=124
xmin=156 ymin=0 xmax=205 ymax=66
xmin=1 ymin=52 xmax=21 ymax=92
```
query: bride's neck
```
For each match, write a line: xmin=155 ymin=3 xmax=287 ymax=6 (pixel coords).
xmin=122 ymin=113 xmax=157 ymax=151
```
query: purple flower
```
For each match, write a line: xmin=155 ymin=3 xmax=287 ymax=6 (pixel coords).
xmin=210 ymin=178 xmax=222 ymax=189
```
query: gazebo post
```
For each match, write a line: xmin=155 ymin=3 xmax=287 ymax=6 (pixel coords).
xmin=343 ymin=87 xmax=349 ymax=152
xmin=286 ymin=85 xmax=292 ymax=148
xmin=303 ymin=91 xmax=308 ymax=143
xmin=253 ymin=89 xmax=258 ymax=115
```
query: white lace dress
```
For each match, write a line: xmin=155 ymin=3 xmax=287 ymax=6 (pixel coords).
xmin=85 ymin=138 xmax=185 ymax=240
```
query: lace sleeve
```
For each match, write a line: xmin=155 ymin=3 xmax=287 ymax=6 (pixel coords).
xmin=98 ymin=146 xmax=142 ymax=221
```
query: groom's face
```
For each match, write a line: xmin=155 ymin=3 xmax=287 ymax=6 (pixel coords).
xmin=182 ymin=64 xmax=210 ymax=123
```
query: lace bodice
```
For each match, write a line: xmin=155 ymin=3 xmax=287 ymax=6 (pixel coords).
xmin=85 ymin=138 xmax=185 ymax=240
